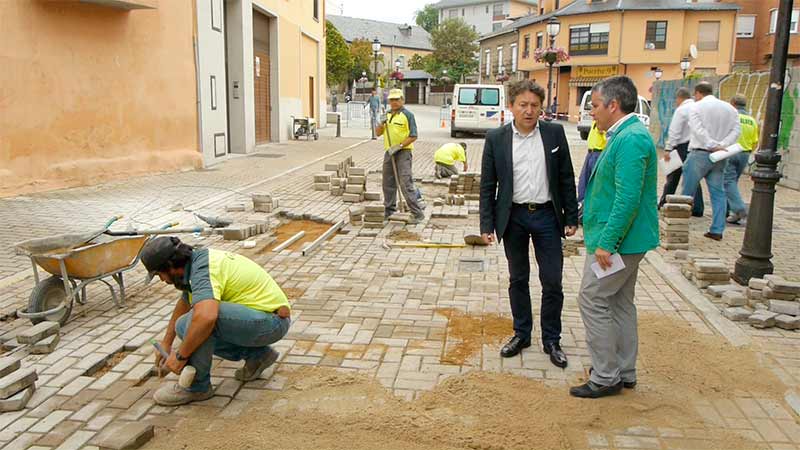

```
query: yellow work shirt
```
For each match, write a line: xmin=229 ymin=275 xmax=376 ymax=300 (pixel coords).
xmin=737 ymin=113 xmax=759 ymax=152
xmin=587 ymin=121 xmax=607 ymax=151
xmin=182 ymin=248 xmax=290 ymax=313
xmin=434 ymin=143 xmax=466 ymax=166
xmin=383 ymin=107 xmax=418 ymax=151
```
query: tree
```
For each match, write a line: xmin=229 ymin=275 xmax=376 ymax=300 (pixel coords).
xmin=408 ymin=53 xmax=427 ymax=70
xmin=415 ymin=4 xmax=439 ymax=33
xmin=325 ymin=21 xmax=352 ymax=87
xmin=349 ymin=38 xmax=375 ymax=82
xmin=429 ymin=19 xmax=479 ymax=83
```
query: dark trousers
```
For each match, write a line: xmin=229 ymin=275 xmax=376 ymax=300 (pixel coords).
xmin=502 ymin=205 xmax=564 ymax=345
xmin=659 ymin=142 xmax=704 ymax=216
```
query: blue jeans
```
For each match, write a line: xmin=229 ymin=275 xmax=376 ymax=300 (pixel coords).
xmin=176 ymin=302 xmax=290 ymax=392
xmin=502 ymin=205 xmax=564 ymax=344
xmin=681 ymin=150 xmax=727 ymax=235
xmin=724 ymin=151 xmax=750 ymax=215
xmin=577 ymin=151 xmax=602 ymax=202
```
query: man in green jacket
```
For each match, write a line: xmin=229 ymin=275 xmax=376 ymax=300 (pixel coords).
xmin=570 ymin=76 xmax=659 ymax=399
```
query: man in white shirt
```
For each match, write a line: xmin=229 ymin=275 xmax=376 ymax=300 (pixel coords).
xmin=659 ymin=87 xmax=703 ymax=216
xmin=479 ymin=80 xmax=578 ymax=368
xmin=681 ymin=82 xmax=740 ymax=240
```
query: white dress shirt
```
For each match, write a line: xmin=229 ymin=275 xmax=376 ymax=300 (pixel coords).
xmin=666 ymin=98 xmax=694 ymax=150
xmin=511 ymin=121 xmax=551 ymax=204
xmin=688 ymin=95 xmax=741 ymax=150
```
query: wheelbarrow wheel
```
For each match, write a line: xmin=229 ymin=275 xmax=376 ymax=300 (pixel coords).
xmin=28 ymin=276 xmax=72 ymax=326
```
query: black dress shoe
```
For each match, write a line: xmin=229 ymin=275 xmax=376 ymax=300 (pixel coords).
xmin=543 ymin=342 xmax=568 ymax=368
xmin=589 ymin=367 xmax=636 ymax=389
xmin=500 ymin=336 xmax=530 ymax=358
xmin=569 ymin=380 xmax=623 ymax=398
xmin=703 ymin=232 xmax=723 ymax=241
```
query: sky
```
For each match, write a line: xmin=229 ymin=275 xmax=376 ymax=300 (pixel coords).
xmin=326 ymin=0 xmax=431 ymax=25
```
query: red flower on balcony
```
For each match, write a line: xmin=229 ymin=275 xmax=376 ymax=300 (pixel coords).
xmin=389 ymin=71 xmax=405 ymax=80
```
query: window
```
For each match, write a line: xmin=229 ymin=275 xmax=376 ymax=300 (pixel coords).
xmin=459 ymin=88 xmax=478 ymax=105
xmin=770 ymin=9 xmax=800 ymax=34
xmin=486 ymin=5 xmax=489 ymax=13
xmin=536 ymin=32 xmax=543 ymax=49
xmin=313 ymin=0 xmax=319 ymax=20
xmin=523 ymin=34 xmax=531 ymax=57
xmin=397 ymin=55 xmax=405 ymax=69
xmin=737 ymin=15 xmax=756 ymax=38
xmin=449 ymin=9 xmax=458 ymax=18
xmin=569 ymin=23 xmax=610 ymax=55
xmin=493 ymin=22 xmax=502 ymax=32
xmin=493 ymin=3 xmax=503 ymax=17
xmin=510 ymin=43 xmax=518 ymax=72
xmin=462 ymin=8 xmax=465 ymax=16
xmin=480 ymin=88 xmax=500 ymax=106
xmin=485 ymin=50 xmax=491 ymax=76
xmin=458 ymin=88 xmax=500 ymax=106
xmin=497 ymin=47 xmax=503 ymax=73
xmin=645 ymin=21 xmax=667 ymax=49
xmin=697 ymin=21 xmax=720 ymax=51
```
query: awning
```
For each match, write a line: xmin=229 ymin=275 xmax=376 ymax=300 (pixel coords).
xmin=569 ymin=77 xmax=604 ymax=87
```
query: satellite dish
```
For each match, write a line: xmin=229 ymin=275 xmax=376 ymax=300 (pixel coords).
xmin=689 ymin=44 xmax=698 ymax=59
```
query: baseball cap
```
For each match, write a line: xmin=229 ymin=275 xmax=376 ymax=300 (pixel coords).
xmin=140 ymin=236 xmax=179 ymax=284
xmin=388 ymin=89 xmax=404 ymax=100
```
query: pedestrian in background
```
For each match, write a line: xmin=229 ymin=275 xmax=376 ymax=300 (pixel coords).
xmin=658 ymin=87 xmax=703 ymax=216
xmin=572 ymin=76 xmax=659 ymax=399
xmin=681 ymin=81 xmax=741 ymax=241
xmin=725 ymin=94 xmax=759 ymax=225
xmin=576 ymin=120 xmax=606 ymax=224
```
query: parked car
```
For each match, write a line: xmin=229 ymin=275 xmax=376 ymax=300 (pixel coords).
xmin=577 ymin=90 xmax=651 ymax=140
xmin=450 ymin=84 xmax=512 ymax=137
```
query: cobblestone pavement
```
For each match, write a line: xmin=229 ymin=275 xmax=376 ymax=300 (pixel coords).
xmin=1 ymin=127 xmax=799 ymax=449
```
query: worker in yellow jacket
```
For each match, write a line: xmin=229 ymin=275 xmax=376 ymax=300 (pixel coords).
xmin=725 ymin=95 xmax=759 ymax=224
xmin=577 ymin=121 xmax=607 ymax=223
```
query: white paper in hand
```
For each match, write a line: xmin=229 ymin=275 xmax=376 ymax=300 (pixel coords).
xmin=708 ymin=144 xmax=744 ymax=163
xmin=591 ymin=253 xmax=626 ymax=279
xmin=659 ymin=150 xmax=682 ymax=176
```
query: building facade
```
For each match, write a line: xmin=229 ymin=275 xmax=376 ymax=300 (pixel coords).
xmin=723 ymin=0 xmax=800 ymax=71
xmin=326 ymin=15 xmax=432 ymax=74
xmin=478 ymin=26 xmax=525 ymax=85
xmin=1 ymin=0 xmax=327 ymax=195
xmin=516 ymin=0 xmax=738 ymax=122
xmin=432 ymin=0 xmax=538 ymax=35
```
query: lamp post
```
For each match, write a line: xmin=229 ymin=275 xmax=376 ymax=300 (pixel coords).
xmin=733 ymin=0 xmax=793 ymax=284
xmin=545 ymin=17 xmax=561 ymax=116
xmin=654 ymin=67 xmax=663 ymax=81
xmin=680 ymin=57 xmax=690 ymax=79
xmin=394 ymin=60 xmax=401 ymax=87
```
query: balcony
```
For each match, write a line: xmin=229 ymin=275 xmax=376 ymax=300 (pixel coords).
xmin=43 ymin=0 xmax=157 ymax=10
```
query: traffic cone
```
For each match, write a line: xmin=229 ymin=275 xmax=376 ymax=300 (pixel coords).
xmin=440 ymin=118 xmax=446 ymax=128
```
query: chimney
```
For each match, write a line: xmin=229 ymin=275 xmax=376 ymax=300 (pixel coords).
xmin=399 ymin=24 xmax=412 ymax=36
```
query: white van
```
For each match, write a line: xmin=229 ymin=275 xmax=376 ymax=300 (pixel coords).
xmin=577 ymin=90 xmax=651 ymax=140
xmin=450 ymin=84 xmax=510 ymax=137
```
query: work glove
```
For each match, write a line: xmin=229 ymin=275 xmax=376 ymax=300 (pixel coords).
xmin=387 ymin=144 xmax=403 ymax=156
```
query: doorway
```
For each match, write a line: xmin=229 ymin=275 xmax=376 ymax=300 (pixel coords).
xmin=253 ymin=10 xmax=272 ymax=144
xmin=308 ymin=77 xmax=315 ymax=119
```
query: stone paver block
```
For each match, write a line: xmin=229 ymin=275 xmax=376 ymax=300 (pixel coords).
xmin=722 ymin=307 xmax=752 ymax=322
xmin=345 ymin=184 xmax=365 ymax=194
xmin=222 ymin=224 xmax=251 ymax=241
xmin=313 ymin=182 xmax=330 ymax=191
xmin=665 ymin=194 xmax=695 ymax=204
xmin=225 ymin=203 xmax=247 ymax=212
xmin=749 ymin=278 xmax=767 ymax=290
xmin=722 ymin=290 xmax=747 ymax=307
xmin=748 ymin=311 xmax=778 ymax=329
xmin=30 ymin=333 xmax=60 ymax=354
xmin=342 ymin=193 xmax=363 ymax=203
xmin=694 ymin=261 xmax=729 ymax=274
xmin=364 ymin=192 xmax=381 ymax=201
xmin=0 ymin=367 xmax=37 ymax=399
xmin=349 ymin=167 xmax=366 ymax=176
xmin=763 ymin=287 xmax=798 ymax=301
xmin=0 ymin=356 xmax=21 ymax=379
xmin=95 ymin=422 xmax=154 ymax=450
xmin=16 ymin=321 xmax=59 ymax=345
xmin=776 ymin=314 xmax=800 ymax=330
xmin=0 ymin=384 xmax=34 ymax=412
xmin=707 ymin=284 xmax=744 ymax=298
xmin=769 ymin=300 xmax=800 ymax=316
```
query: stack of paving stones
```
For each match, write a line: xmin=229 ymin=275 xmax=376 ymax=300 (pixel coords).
xmin=252 ymin=193 xmax=280 ymax=213
xmin=660 ymin=195 xmax=693 ymax=250
xmin=681 ymin=253 xmax=730 ymax=288
xmin=17 ymin=320 xmax=60 ymax=354
xmin=445 ymin=194 xmax=466 ymax=206
xmin=364 ymin=203 xmax=386 ymax=228
xmin=344 ymin=167 xmax=367 ymax=203
xmin=0 ymin=356 xmax=37 ymax=412
xmin=431 ymin=205 xmax=469 ymax=219
xmin=348 ymin=206 xmax=365 ymax=226
xmin=448 ymin=173 xmax=481 ymax=200
xmin=222 ymin=218 xmax=270 ymax=241
xmin=744 ymin=275 xmax=800 ymax=330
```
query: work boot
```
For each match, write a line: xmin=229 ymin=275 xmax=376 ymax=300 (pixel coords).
xmin=153 ymin=383 xmax=213 ymax=406
xmin=235 ymin=347 xmax=280 ymax=382
xmin=409 ymin=214 xmax=426 ymax=225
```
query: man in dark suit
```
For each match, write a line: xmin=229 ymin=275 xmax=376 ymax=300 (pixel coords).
xmin=480 ymin=80 xmax=579 ymax=368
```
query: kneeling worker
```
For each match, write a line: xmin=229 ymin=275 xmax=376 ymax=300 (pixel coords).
xmin=434 ymin=142 xmax=468 ymax=179
xmin=143 ymin=236 xmax=291 ymax=406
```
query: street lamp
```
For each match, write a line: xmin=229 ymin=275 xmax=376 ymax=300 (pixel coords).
xmin=654 ymin=67 xmax=663 ymax=80
xmin=545 ymin=17 xmax=561 ymax=116
xmin=680 ymin=57 xmax=690 ymax=79
xmin=371 ymin=38 xmax=381 ymax=140
xmin=733 ymin=0 xmax=793 ymax=283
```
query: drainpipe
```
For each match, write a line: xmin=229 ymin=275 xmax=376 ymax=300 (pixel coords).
xmin=193 ymin=36 xmax=205 ymax=165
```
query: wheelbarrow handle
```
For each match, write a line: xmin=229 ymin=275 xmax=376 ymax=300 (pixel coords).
xmin=103 ymin=215 xmax=124 ymax=229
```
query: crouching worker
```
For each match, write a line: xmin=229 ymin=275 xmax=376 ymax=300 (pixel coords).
xmin=434 ymin=142 xmax=468 ymax=179
xmin=143 ymin=236 xmax=291 ymax=406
